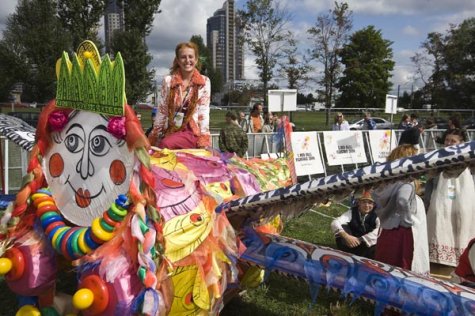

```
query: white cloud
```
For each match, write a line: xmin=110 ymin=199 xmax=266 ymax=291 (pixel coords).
xmin=299 ymin=0 xmax=474 ymax=16
xmin=397 ymin=49 xmax=416 ymax=59
xmin=402 ymin=25 xmax=419 ymax=37
xmin=147 ymin=0 xmax=220 ymax=77
xmin=243 ymin=54 xmax=259 ymax=80
xmin=0 ymin=0 xmax=16 ymax=35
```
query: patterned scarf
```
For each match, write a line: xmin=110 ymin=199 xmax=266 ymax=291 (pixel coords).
xmin=165 ymin=69 xmax=205 ymax=136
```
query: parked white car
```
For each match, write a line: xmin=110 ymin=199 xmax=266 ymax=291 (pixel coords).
xmin=348 ymin=117 xmax=394 ymax=130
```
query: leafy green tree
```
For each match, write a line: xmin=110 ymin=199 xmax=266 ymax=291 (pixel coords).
xmin=417 ymin=32 xmax=447 ymax=108
xmin=442 ymin=18 xmax=475 ymax=108
xmin=239 ymin=0 xmax=292 ymax=103
xmin=337 ymin=26 xmax=395 ymax=108
xmin=297 ymin=93 xmax=316 ymax=105
xmin=307 ymin=2 xmax=352 ymax=124
xmin=0 ymin=41 xmax=27 ymax=101
xmin=57 ymin=0 xmax=105 ymax=49
xmin=278 ymin=35 xmax=312 ymax=90
xmin=190 ymin=35 xmax=209 ymax=72
xmin=111 ymin=0 xmax=162 ymax=105
xmin=1 ymin=0 xmax=72 ymax=102
xmin=122 ymin=0 xmax=162 ymax=38
xmin=190 ymin=35 xmax=223 ymax=93
xmin=413 ymin=18 xmax=475 ymax=109
xmin=111 ymin=30 xmax=154 ymax=105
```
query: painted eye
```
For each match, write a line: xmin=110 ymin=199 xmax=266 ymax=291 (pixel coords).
xmin=90 ymin=135 xmax=111 ymax=156
xmin=64 ymin=134 xmax=83 ymax=153
xmin=190 ymin=213 xmax=203 ymax=223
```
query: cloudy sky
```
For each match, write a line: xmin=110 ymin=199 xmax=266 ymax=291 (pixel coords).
xmin=1 ymin=0 xmax=474 ymax=94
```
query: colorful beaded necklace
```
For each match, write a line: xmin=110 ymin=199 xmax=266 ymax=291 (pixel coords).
xmin=32 ymin=188 xmax=130 ymax=260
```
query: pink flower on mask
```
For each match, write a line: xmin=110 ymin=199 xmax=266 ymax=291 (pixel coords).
xmin=108 ymin=116 xmax=126 ymax=139
xmin=49 ymin=110 xmax=69 ymax=131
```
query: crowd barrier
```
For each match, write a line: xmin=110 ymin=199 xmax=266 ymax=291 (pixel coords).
xmin=1 ymin=129 xmax=474 ymax=193
xmin=211 ymin=129 xmax=475 ymax=177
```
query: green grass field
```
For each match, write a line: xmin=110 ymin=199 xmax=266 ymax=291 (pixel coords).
xmin=0 ymin=105 xmax=402 ymax=132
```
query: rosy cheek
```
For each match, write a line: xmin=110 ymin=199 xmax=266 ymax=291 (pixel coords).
xmin=49 ymin=153 xmax=64 ymax=178
xmin=109 ymin=160 xmax=126 ymax=185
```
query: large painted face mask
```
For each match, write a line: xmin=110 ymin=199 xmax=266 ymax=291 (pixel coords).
xmin=43 ymin=110 xmax=134 ymax=226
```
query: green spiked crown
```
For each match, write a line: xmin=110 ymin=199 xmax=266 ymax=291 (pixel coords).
xmin=55 ymin=40 xmax=126 ymax=116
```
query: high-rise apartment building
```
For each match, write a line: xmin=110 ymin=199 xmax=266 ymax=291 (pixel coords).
xmin=206 ymin=0 xmax=244 ymax=85
xmin=104 ymin=0 xmax=125 ymax=53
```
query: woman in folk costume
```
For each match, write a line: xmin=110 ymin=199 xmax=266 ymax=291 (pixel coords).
xmin=372 ymin=144 xmax=430 ymax=274
xmin=149 ymin=42 xmax=211 ymax=149
xmin=426 ymin=129 xmax=475 ymax=273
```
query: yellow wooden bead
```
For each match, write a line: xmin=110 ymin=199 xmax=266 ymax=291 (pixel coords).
xmin=37 ymin=200 xmax=55 ymax=208
xmin=15 ymin=305 xmax=41 ymax=316
xmin=51 ymin=227 xmax=69 ymax=247
xmin=72 ymin=288 xmax=94 ymax=310
xmin=31 ymin=193 xmax=46 ymax=201
xmin=78 ymin=228 xmax=92 ymax=254
xmin=91 ymin=218 xmax=114 ymax=242
xmin=0 ymin=258 xmax=12 ymax=275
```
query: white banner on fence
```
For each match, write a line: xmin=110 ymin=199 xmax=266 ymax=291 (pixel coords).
xmin=323 ymin=131 xmax=367 ymax=166
xmin=368 ymin=130 xmax=397 ymax=163
xmin=290 ymin=132 xmax=324 ymax=176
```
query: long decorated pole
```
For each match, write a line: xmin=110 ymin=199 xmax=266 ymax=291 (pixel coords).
xmin=282 ymin=115 xmax=297 ymax=184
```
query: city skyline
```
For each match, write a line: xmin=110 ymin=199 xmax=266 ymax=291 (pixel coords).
xmin=206 ymin=0 xmax=244 ymax=85
xmin=1 ymin=0 xmax=474 ymax=95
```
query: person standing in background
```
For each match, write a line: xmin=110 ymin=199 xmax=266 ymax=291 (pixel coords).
xmin=410 ymin=113 xmax=419 ymax=128
xmin=262 ymin=112 xmax=275 ymax=133
xmin=219 ymin=111 xmax=248 ymax=157
xmin=372 ymin=144 xmax=430 ymax=275
xmin=436 ymin=116 xmax=462 ymax=145
xmin=249 ymin=103 xmax=264 ymax=133
xmin=238 ymin=111 xmax=249 ymax=132
xmin=362 ymin=112 xmax=376 ymax=130
xmin=332 ymin=112 xmax=350 ymax=131
xmin=426 ymin=129 xmax=475 ymax=276
xmin=145 ymin=107 xmax=158 ymax=137
xmin=148 ymin=42 xmax=211 ymax=149
xmin=398 ymin=114 xmax=411 ymax=130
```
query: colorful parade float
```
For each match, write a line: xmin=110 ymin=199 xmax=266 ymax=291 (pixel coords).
xmin=0 ymin=41 xmax=474 ymax=315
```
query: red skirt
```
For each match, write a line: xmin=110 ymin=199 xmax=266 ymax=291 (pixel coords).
xmin=375 ymin=226 xmax=414 ymax=270
xmin=159 ymin=125 xmax=198 ymax=149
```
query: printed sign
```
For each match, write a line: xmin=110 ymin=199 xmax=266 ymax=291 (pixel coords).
xmin=368 ymin=130 xmax=397 ymax=163
xmin=268 ymin=89 xmax=297 ymax=112
xmin=290 ymin=132 xmax=324 ymax=176
xmin=385 ymin=94 xmax=398 ymax=114
xmin=323 ymin=131 xmax=367 ymax=166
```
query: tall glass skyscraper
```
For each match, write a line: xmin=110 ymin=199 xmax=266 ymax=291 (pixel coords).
xmin=104 ymin=0 xmax=125 ymax=53
xmin=206 ymin=0 xmax=244 ymax=85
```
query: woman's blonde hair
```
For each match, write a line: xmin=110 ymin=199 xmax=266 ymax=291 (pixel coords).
xmin=386 ymin=144 xmax=421 ymax=194
xmin=170 ymin=42 xmax=201 ymax=74
xmin=386 ymin=144 xmax=418 ymax=162
xmin=334 ymin=112 xmax=344 ymax=123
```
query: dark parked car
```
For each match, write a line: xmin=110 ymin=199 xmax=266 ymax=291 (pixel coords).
xmin=462 ymin=117 xmax=475 ymax=129
xmin=422 ymin=117 xmax=448 ymax=130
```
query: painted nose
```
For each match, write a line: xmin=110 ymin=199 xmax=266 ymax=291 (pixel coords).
xmin=76 ymin=144 xmax=95 ymax=180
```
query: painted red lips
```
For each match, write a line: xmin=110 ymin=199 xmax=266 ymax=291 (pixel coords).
xmin=75 ymin=188 xmax=91 ymax=208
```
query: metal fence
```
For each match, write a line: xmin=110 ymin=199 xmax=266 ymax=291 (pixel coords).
xmin=211 ymin=129 xmax=475 ymax=175
xmin=2 ymin=129 xmax=474 ymax=193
